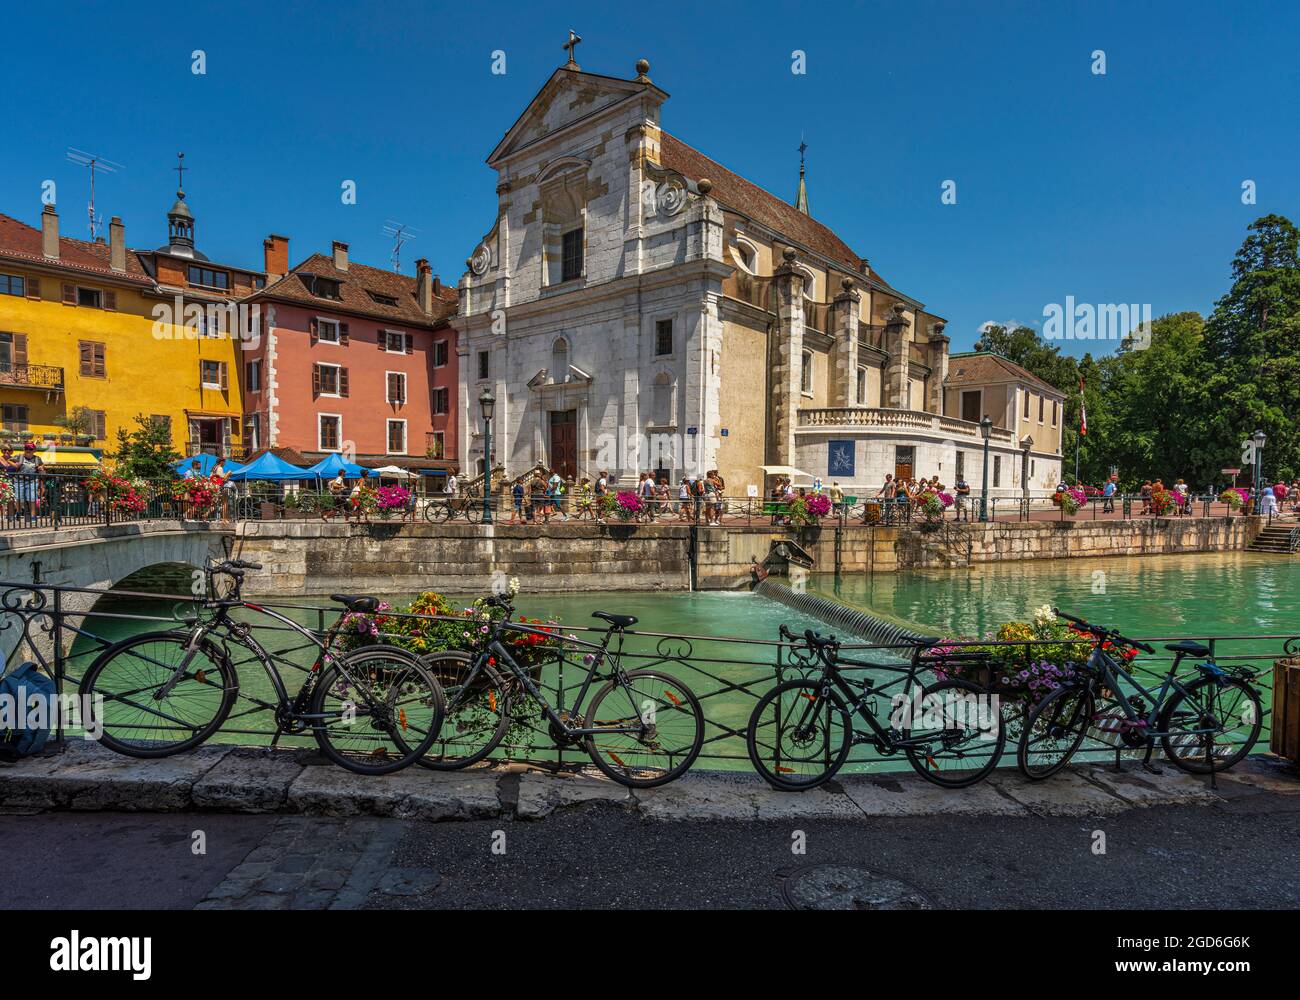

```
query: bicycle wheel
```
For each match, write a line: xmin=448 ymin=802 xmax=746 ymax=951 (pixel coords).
xmin=78 ymin=630 xmax=237 ymax=757
xmin=1159 ymin=676 xmax=1263 ymax=774
xmin=309 ymin=647 xmax=445 ymax=774
xmin=902 ymin=679 xmax=1007 ymax=788
xmin=746 ymin=679 xmax=852 ymax=791
xmin=414 ymin=651 xmax=509 ymax=769
xmin=1016 ymin=684 xmax=1095 ymax=779
xmin=424 ymin=501 xmax=451 ymax=524
xmin=583 ymin=670 xmax=704 ymax=787
xmin=462 ymin=500 xmax=484 ymax=524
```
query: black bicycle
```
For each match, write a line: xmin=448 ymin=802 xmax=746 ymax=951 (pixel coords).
xmin=422 ymin=492 xmax=483 ymax=524
xmin=417 ymin=594 xmax=705 ymax=787
xmin=1016 ymin=609 xmax=1264 ymax=779
xmin=746 ymin=626 xmax=1006 ymax=790
xmin=78 ymin=559 xmax=446 ymax=774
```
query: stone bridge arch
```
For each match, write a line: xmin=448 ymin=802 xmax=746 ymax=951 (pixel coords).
xmin=0 ymin=522 xmax=231 ymax=668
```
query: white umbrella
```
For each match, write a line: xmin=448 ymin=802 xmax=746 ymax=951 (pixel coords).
xmin=370 ymin=465 xmax=417 ymax=479
xmin=759 ymin=465 xmax=815 ymax=481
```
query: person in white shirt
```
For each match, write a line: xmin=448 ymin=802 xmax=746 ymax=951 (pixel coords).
xmin=548 ymin=470 xmax=568 ymax=520
xmin=445 ymin=472 xmax=459 ymax=496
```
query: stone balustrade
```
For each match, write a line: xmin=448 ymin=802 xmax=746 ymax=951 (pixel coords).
xmin=798 ymin=407 xmax=1017 ymax=443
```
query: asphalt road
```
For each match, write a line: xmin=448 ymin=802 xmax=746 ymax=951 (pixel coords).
xmin=1 ymin=788 xmax=1297 ymax=910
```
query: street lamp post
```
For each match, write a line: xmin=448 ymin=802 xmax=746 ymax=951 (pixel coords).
xmin=980 ymin=416 xmax=993 ymax=522
xmin=1020 ymin=435 xmax=1033 ymax=513
xmin=1252 ymin=428 xmax=1266 ymax=514
xmin=479 ymin=388 xmax=496 ymax=524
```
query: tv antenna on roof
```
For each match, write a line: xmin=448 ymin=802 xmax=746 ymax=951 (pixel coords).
xmin=66 ymin=148 xmax=124 ymax=239
xmin=382 ymin=220 xmax=420 ymax=272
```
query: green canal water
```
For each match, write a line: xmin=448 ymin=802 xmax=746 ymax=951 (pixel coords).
xmin=807 ymin=551 xmax=1300 ymax=643
xmin=67 ymin=551 xmax=1293 ymax=771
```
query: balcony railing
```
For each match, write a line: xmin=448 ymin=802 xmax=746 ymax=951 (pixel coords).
xmin=186 ymin=439 xmax=237 ymax=459
xmin=0 ymin=363 xmax=65 ymax=391
xmin=797 ymin=407 xmax=1018 ymax=443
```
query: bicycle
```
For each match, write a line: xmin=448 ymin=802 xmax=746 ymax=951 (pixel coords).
xmin=78 ymin=558 xmax=446 ymax=775
xmin=417 ymin=594 xmax=705 ymax=787
xmin=422 ymin=492 xmax=484 ymax=524
xmin=746 ymin=625 xmax=1005 ymax=791
xmin=1016 ymin=609 xmax=1263 ymax=780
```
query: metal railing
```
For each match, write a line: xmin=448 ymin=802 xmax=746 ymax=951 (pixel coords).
xmin=6 ymin=477 xmax=1291 ymax=534
xmin=0 ymin=472 xmax=208 ymax=531
xmin=0 ymin=578 xmax=1283 ymax=774
xmin=0 ymin=362 xmax=65 ymax=390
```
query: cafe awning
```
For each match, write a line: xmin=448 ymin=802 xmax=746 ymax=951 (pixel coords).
xmin=35 ymin=446 xmax=101 ymax=467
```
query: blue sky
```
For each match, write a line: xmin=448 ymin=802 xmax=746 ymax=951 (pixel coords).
xmin=3 ymin=0 xmax=1297 ymax=354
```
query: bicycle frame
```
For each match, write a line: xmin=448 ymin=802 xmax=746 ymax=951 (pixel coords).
xmin=171 ymin=599 xmax=384 ymax=729
xmin=1082 ymin=643 xmax=1212 ymax=739
xmin=797 ymin=643 xmax=952 ymax=752
xmin=453 ymin=619 xmax=644 ymax=739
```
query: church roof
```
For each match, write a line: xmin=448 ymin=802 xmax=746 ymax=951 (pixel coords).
xmin=658 ymin=132 xmax=889 ymax=287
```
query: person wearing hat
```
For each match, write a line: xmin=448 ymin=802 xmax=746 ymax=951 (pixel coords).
xmin=15 ymin=441 xmax=43 ymax=522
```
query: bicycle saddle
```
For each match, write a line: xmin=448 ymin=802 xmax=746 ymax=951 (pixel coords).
xmin=1164 ymin=639 xmax=1211 ymax=658
xmin=592 ymin=611 xmax=638 ymax=629
xmin=330 ymin=594 xmax=380 ymax=613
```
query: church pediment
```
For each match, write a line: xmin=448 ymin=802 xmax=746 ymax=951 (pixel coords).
xmin=528 ymin=364 xmax=593 ymax=389
xmin=488 ymin=67 xmax=665 ymax=166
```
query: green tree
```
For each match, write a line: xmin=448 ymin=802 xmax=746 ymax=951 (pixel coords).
xmin=1100 ymin=312 xmax=1208 ymax=488
xmin=110 ymin=414 xmax=181 ymax=481
xmin=55 ymin=406 xmax=97 ymax=440
xmin=1199 ymin=214 xmax=1300 ymax=484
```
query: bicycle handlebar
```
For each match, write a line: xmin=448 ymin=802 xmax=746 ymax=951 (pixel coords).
xmin=1054 ymin=608 xmax=1154 ymax=654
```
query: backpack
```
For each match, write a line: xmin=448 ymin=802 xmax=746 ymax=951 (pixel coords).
xmin=0 ymin=659 xmax=57 ymax=761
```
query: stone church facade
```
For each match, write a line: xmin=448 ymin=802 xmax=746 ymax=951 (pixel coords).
xmin=454 ymin=53 xmax=1063 ymax=497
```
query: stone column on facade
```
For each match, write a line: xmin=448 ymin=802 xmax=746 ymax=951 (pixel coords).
xmin=927 ymin=320 xmax=949 ymax=415
xmin=884 ymin=302 xmax=911 ymax=409
xmin=697 ymin=290 xmax=723 ymax=476
xmin=620 ymin=310 xmax=641 ymax=484
xmin=770 ymin=246 xmax=807 ymax=466
xmin=831 ymin=277 xmax=861 ymax=408
xmin=624 ymin=123 xmax=650 ymax=277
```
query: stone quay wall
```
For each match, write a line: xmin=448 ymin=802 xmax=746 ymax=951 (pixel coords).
xmin=228 ymin=516 xmax=1266 ymax=596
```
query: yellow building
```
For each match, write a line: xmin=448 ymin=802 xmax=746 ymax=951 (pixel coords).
xmin=0 ymin=190 xmax=261 ymax=467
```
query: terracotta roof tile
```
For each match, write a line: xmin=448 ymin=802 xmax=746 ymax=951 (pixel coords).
xmin=657 ymin=133 xmax=889 ymax=286
xmin=0 ymin=212 xmax=152 ymax=284
xmin=253 ymin=253 xmax=457 ymax=327
xmin=946 ymin=352 xmax=1064 ymax=396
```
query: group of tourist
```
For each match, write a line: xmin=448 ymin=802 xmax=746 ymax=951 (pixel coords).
xmin=875 ymin=472 xmax=974 ymax=521
xmin=504 ymin=468 xmax=731 ymax=524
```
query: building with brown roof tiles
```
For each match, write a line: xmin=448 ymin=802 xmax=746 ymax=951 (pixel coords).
xmin=453 ymin=48 xmax=1061 ymax=495
xmin=0 ymin=178 xmax=255 ymax=463
xmin=242 ymin=240 xmax=459 ymax=484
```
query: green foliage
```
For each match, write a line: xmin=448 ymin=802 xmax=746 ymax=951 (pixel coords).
xmin=110 ymin=414 xmax=182 ymax=481
xmin=973 ymin=215 xmax=1300 ymax=489
xmin=55 ymin=406 xmax=97 ymax=439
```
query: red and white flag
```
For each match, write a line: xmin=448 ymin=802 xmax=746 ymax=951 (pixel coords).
xmin=1079 ymin=377 xmax=1087 ymax=437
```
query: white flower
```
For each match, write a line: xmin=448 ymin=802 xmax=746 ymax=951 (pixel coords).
xmin=508 ymin=577 xmax=521 ymax=596
xmin=1032 ymin=604 xmax=1056 ymax=625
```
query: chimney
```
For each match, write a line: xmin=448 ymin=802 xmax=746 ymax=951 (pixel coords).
xmin=263 ymin=234 xmax=289 ymax=281
xmin=41 ymin=204 xmax=59 ymax=259
xmin=432 ymin=275 xmax=441 ymax=296
xmin=109 ymin=216 xmax=126 ymax=273
xmin=332 ymin=240 xmax=349 ymax=272
xmin=415 ymin=258 xmax=433 ymax=315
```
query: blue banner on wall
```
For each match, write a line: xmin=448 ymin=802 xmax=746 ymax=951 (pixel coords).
xmin=828 ymin=440 xmax=855 ymax=478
